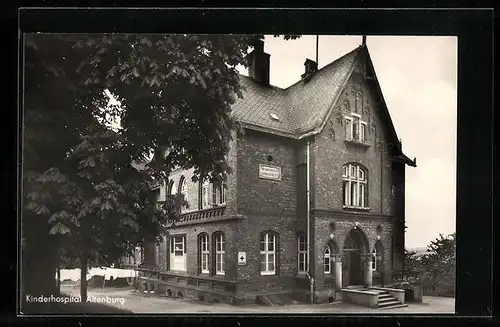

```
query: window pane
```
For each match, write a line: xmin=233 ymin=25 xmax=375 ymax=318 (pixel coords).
xmin=345 ymin=119 xmax=352 ymax=139
xmin=260 ymin=254 xmax=266 ymax=271
xmin=350 ymin=166 xmax=356 ymax=178
xmin=358 ymin=168 xmax=364 ymax=180
xmin=268 ymin=236 xmax=274 ymax=251
xmin=269 ymin=253 xmax=275 ymax=265
xmin=360 ymin=123 xmax=366 ymax=142
xmin=351 ymin=183 xmax=357 ymax=206
xmin=360 ymin=184 xmax=365 ymax=207
xmin=268 ymin=262 xmax=275 ymax=272
xmin=343 ymin=181 xmax=349 ymax=206
xmin=299 ymin=255 xmax=305 ymax=270
xmin=343 ymin=165 xmax=348 ymax=177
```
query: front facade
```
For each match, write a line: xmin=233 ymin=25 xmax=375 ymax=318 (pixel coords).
xmin=136 ymin=39 xmax=416 ymax=304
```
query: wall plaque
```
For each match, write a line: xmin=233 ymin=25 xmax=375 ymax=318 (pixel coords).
xmin=259 ymin=164 xmax=282 ymax=181
xmin=238 ymin=252 xmax=247 ymax=265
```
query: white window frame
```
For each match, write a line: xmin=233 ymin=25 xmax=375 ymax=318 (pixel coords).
xmin=215 ymin=233 xmax=225 ymax=275
xmin=345 ymin=113 xmax=367 ymax=143
xmin=360 ymin=121 xmax=367 ymax=143
xmin=298 ymin=235 xmax=308 ymax=274
xmin=172 ymin=236 xmax=184 ymax=256
xmin=324 ymin=246 xmax=331 ymax=274
xmin=200 ymin=234 xmax=209 ymax=274
xmin=169 ymin=181 xmax=177 ymax=195
xmin=180 ymin=178 xmax=188 ymax=213
xmin=345 ymin=116 xmax=353 ymax=140
xmin=260 ymin=233 xmax=277 ymax=275
xmin=202 ymin=182 xmax=210 ymax=209
xmin=220 ymin=184 xmax=227 ymax=205
xmin=343 ymin=164 xmax=368 ymax=208
xmin=169 ymin=235 xmax=186 ymax=272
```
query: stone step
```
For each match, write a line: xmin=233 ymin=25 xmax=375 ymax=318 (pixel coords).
xmin=378 ymin=294 xmax=393 ymax=299
xmin=257 ymin=296 xmax=275 ymax=307
xmin=378 ymin=300 xmax=401 ymax=307
xmin=378 ymin=303 xmax=409 ymax=310
xmin=379 ymin=297 xmax=398 ymax=303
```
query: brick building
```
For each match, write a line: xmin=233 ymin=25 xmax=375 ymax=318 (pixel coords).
xmin=136 ymin=39 xmax=416 ymax=305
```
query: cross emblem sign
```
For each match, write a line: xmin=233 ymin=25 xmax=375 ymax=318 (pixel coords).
xmin=238 ymin=252 xmax=246 ymax=265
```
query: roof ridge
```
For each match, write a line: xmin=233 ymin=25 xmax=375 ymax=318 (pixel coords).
xmin=282 ymin=45 xmax=363 ymax=91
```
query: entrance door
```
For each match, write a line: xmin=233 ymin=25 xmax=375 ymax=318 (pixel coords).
xmin=349 ymin=250 xmax=362 ymax=285
xmin=170 ymin=236 xmax=186 ymax=271
xmin=343 ymin=227 xmax=370 ymax=287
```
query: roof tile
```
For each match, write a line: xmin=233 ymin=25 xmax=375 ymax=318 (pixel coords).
xmin=232 ymin=46 xmax=361 ymax=138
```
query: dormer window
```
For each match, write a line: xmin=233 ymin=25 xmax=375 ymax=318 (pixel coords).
xmin=345 ymin=113 xmax=368 ymax=145
xmin=270 ymin=113 xmax=280 ymax=121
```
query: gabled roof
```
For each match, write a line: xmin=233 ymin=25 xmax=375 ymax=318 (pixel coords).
xmin=232 ymin=44 xmax=416 ymax=167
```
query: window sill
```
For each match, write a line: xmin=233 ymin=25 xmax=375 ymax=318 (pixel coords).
xmin=260 ymin=272 xmax=276 ymax=276
xmin=342 ymin=205 xmax=371 ymax=212
xmin=345 ymin=139 xmax=371 ymax=149
xmin=216 ymin=272 xmax=225 ymax=276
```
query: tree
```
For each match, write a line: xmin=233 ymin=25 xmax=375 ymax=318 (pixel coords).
xmin=420 ymin=233 xmax=456 ymax=293
xmin=22 ymin=34 xmax=300 ymax=308
xmin=404 ymin=249 xmax=424 ymax=272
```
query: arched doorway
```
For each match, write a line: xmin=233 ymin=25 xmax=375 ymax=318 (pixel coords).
xmin=342 ymin=227 xmax=369 ymax=287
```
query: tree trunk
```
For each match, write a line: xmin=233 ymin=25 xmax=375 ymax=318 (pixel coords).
xmin=80 ymin=254 xmax=88 ymax=303
xmin=22 ymin=217 xmax=58 ymax=313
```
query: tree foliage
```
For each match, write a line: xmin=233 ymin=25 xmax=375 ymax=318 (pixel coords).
xmin=404 ymin=233 xmax=456 ymax=295
xmin=22 ymin=34 xmax=299 ymax=301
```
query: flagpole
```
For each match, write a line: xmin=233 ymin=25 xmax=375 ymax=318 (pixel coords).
xmin=316 ymin=35 xmax=319 ymax=65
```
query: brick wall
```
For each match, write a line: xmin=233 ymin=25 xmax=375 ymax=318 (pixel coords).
xmin=312 ymin=212 xmax=393 ymax=287
xmin=160 ymin=220 xmax=240 ymax=280
xmin=236 ymin=129 xmax=296 ymax=216
xmin=312 ymin=73 xmax=394 ymax=216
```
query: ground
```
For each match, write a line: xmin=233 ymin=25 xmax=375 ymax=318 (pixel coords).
xmin=57 ymin=285 xmax=455 ymax=314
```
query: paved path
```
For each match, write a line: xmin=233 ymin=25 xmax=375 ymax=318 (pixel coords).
xmin=61 ymin=286 xmax=455 ymax=314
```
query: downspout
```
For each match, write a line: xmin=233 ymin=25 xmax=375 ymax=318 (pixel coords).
xmin=306 ymin=139 xmax=314 ymax=304
xmin=380 ymin=141 xmax=384 ymax=214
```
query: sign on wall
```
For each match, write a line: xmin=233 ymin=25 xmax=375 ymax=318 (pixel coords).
xmin=238 ymin=252 xmax=246 ymax=265
xmin=259 ymin=164 xmax=282 ymax=181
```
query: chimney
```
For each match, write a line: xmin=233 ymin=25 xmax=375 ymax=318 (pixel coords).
xmin=247 ymin=39 xmax=270 ymax=85
xmin=301 ymin=58 xmax=318 ymax=83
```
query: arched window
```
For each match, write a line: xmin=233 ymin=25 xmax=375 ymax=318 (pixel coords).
xmin=371 ymin=248 xmax=377 ymax=271
xmin=179 ymin=176 xmax=188 ymax=212
xmin=260 ymin=232 xmax=278 ymax=275
xmin=198 ymin=233 xmax=210 ymax=274
xmin=211 ymin=183 xmax=227 ymax=206
xmin=219 ymin=184 xmax=227 ymax=205
xmin=213 ymin=232 xmax=225 ymax=275
xmin=168 ymin=180 xmax=176 ymax=195
xmin=297 ymin=234 xmax=308 ymax=273
xmin=202 ymin=181 xmax=210 ymax=209
xmin=342 ymin=163 xmax=368 ymax=208
xmin=324 ymin=246 xmax=331 ymax=274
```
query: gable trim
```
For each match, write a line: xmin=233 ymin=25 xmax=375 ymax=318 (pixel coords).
xmin=297 ymin=47 xmax=361 ymax=140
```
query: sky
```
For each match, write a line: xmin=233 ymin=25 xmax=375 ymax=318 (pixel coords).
xmin=236 ymin=35 xmax=457 ymax=249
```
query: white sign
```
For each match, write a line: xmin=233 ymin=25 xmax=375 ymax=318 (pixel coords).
xmin=238 ymin=252 xmax=246 ymax=265
xmin=259 ymin=164 xmax=282 ymax=181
